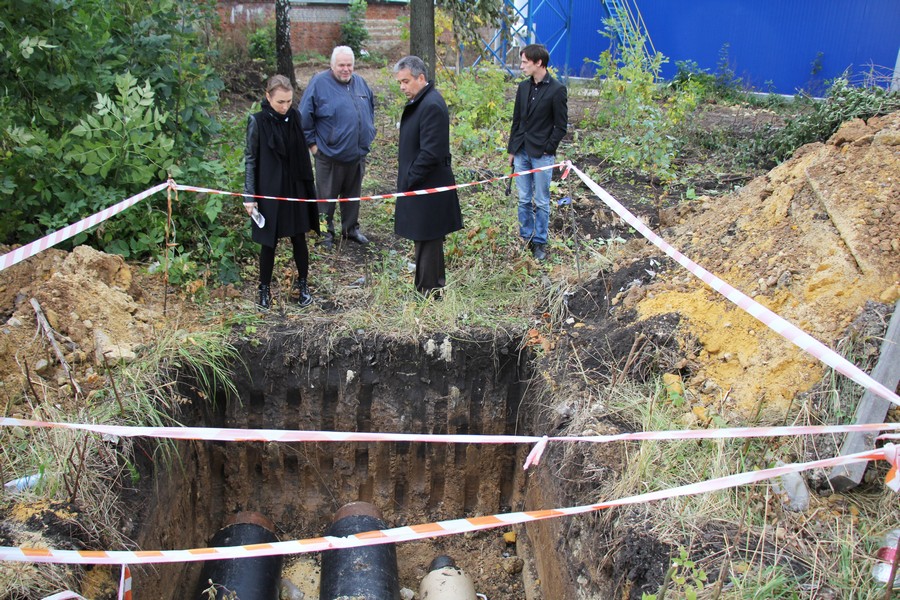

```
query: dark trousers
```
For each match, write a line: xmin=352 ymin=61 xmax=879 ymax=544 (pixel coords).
xmin=413 ymin=238 xmax=446 ymax=294
xmin=259 ymin=235 xmax=308 ymax=285
xmin=315 ymin=154 xmax=364 ymax=235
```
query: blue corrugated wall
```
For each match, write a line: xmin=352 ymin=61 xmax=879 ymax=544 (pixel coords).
xmin=534 ymin=0 xmax=900 ymax=94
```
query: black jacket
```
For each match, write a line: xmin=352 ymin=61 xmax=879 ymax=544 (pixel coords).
xmin=395 ymin=82 xmax=463 ymax=241
xmin=507 ymin=73 xmax=568 ymax=158
xmin=244 ymin=103 xmax=319 ymax=248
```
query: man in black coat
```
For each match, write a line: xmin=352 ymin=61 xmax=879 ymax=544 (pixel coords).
xmin=507 ymin=44 xmax=567 ymax=261
xmin=393 ymin=56 xmax=463 ymax=296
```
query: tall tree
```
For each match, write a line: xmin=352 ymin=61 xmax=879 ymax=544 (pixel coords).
xmin=275 ymin=0 xmax=297 ymax=88
xmin=409 ymin=0 xmax=435 ymax=78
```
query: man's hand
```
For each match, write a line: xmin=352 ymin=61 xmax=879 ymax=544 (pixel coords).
xmin=310 ymin=144 xmax=318 ymax=156
xmin=243 ymin=202 xmax=257 ymax=216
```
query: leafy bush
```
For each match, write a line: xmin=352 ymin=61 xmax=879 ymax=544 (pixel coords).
xmin=757 ymin=76 xmax=900 ymax=163
xmin=579 ymin=22 xmax=699 ymax=183
xmin=340 ymin=0 xmax=370 ymax=56
xmin=0 ymin=0 xmax=244 ymax=282
xmin=248 ymin=19 xmax=277 ymax=74
xmin=441 ymin=66 xmax=510 ymax=156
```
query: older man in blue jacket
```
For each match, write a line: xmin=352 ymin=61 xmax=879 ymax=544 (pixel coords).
xmin=300 ymin=46 xmax=376 ymax=249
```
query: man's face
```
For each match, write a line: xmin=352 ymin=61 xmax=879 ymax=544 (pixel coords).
xmin=520 ymin=55 xmax=542 ymax=77
xmin=395 ymin=68 xmax=427 ymax=100
xmin=331 ymin=52 xmax=354 ymax=83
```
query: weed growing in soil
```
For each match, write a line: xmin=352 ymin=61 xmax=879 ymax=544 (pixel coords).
xmin=550 ymin=353 xmax=900 ymax=599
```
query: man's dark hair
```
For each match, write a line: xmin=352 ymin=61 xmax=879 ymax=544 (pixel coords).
xmin=520 ymin=44 xmax=550 ymax=68
xmin=393 ymin=55 xmax=428 ymax=79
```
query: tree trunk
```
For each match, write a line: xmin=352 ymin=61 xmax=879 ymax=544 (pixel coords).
xmin=409 ymin=0 xmax=436 ymax=79
xmin=275 ymin=0 xmax=297 ymax=88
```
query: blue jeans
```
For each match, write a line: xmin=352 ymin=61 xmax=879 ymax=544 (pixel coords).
xmin=514 ymin=151 xmax=554 ymax=246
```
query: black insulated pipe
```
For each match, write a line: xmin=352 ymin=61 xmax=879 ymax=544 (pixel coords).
xmin=196 ymin=511 xmax=283 ymax=600
xmin=319 ymin=501 xmax=400 ymax=600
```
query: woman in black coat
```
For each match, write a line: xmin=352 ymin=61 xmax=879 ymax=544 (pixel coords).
xmin=243 ymin=75 xmax=320 ymax=309
xmin=393 ymin=56 xmax=463 ymax=296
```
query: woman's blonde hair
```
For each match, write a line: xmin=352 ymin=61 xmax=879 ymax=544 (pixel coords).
xmin=266 ymin=74 xmax=292 ymax=94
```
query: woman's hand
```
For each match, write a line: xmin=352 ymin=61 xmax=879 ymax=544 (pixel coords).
xmin=243 ymin=202 xmax=257 ymax=216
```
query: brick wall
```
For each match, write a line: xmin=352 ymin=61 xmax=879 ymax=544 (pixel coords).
xmin=217 ymin=1 xmax=408 ymax=58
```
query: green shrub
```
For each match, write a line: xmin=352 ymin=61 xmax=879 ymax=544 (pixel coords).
xmin=441 ymin=66 xmax=510 ymax=156
xmin=579 ymin=22 xmax=699 ymax=183
xmin=757 ymin=76 xmax=900 ymax=163
xmin=0 ymin=0 xmax=241 ymax=282
xmin=341 ymin=0 xmax=370 ymax=56
xmin=248 ymin=19 xmax=277 ymax=73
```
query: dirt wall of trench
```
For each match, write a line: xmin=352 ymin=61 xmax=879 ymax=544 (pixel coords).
xmin=131 ymin=329 xmax=536 ymax=599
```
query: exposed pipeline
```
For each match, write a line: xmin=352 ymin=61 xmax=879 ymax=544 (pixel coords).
xmin=197 ymin=511 xmax=282 ymax=599
xmin=319 ymin=502 xmax=400 ymax=600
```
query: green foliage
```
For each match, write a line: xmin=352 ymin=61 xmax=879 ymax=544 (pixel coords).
xmin=745 ymin=76 xmax=900 ymax=165
xmin=248 ymin=19 xmax=277 ymax=73
xmin=0 ymin=0 xmax=240 ymax=282
xmin=441 ymin=66 xmax=510 ymax=155
xmin=67 ymin=73 xmax=175 ymax=184
xmin=341 ymin=0 xmax=370 ymax=56
xmin=642 ymin=547 xmax=708 ymax=600
xmin=437 ymin=0 xmax=505 ymax=50
xmin=579 ymin=24 xmax=699 ymax=183
xmin=670 ymin=58 xmax=745 ymax=103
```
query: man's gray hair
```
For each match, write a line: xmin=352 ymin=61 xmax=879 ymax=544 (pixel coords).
xmin=393 ymin=55 xmax=427 ymax=79
xmin=331 ymin=46 xmax=355 ymax=66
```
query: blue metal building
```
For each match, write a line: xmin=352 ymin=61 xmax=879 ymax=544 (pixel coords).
xmin=524 ymin=0 xmax=899 ymax=94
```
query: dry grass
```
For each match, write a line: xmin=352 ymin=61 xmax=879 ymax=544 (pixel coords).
xmin=0 ymin=327 xmax=239 ymax=597
xmin=537 ymin=307 xmax=900 ymax=599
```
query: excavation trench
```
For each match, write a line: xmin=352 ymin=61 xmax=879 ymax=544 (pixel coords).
xmin=130 ymin=329 xmax=594 ymax=599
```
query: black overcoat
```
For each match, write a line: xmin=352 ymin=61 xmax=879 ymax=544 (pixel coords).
xmin=244 ymin=104 xmax=319 ymax=248
xmin=395 ymin=82 xmax=463 ymax=241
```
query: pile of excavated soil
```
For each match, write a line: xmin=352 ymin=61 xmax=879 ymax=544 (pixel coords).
xmin=0 ymin=246 xmax=191 ymax=416
xmin=627 ymin=111 xmax=899 ymax=419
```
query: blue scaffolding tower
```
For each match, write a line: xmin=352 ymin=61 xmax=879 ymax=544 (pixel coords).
xmin=473 ymin=0 xmax=653 ymax=79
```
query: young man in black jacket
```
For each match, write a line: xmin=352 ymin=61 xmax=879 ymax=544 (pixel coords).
xmin=507 ymin=44 xmax=568 ymax=261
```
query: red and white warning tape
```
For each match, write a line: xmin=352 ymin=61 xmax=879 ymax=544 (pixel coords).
xmin=171 ymin=162 xmax=564 ymax=204
xmin=0 ymin=183 xmax=169 ymax=272
xmin=0 ymin=165 xmax=561 ymax=273
xmin=1 ymin=416 xmax=895 ymax=455
xmin=567 ymin=162 xmax=900 ymax=407
xmin=1 ymin=444 xmax=893 ymax=566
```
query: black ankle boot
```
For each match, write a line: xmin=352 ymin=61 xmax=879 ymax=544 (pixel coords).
xmin=294 ymin=278 xmax=312 ymax=307
xmin=258 ymin=284 xmax=271 ymax=309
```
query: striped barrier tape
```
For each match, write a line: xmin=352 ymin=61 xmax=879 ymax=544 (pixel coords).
xmin=1 ymin=416 xmax=896 ymax=451
xmin=0 ymin=445 xmax=891 ymax=566
xmin=172 ymin=162 xmax=565 ymax=204
xmin=0 ymin=163 xmax=562 ymax=273
xmin=119 ymin=565 xmax=132 ymax=600
xmin=0 ymin=182 xmax=169 ymax=273
xmin=567 ymin=162 xmax=900 ymax=408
